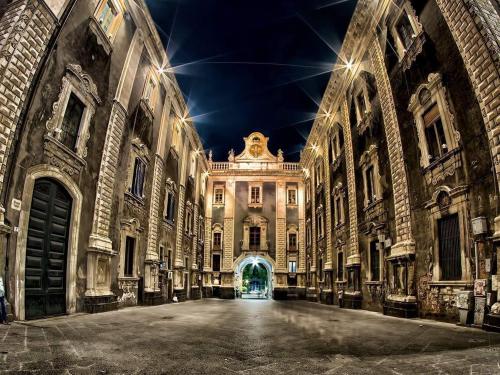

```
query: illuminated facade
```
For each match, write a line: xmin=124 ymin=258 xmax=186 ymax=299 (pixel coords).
xmin=302 ymin=0 xmax=500 ymax=326
xmin=203 ymin=132 xmax=304 ymax=299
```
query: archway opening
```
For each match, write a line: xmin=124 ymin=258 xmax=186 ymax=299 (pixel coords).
xmin=234 ymin=255 xmax=273 ymax=300
xmin=241 ymin=262 xmax=268 ymax=299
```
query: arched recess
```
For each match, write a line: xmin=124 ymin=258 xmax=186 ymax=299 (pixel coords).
xmin=14 ymin=165 xmax=83 ymax=320
xmin=233 ymin=254 xmax=276 ymax=299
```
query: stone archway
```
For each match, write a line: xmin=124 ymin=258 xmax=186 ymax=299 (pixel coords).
xmin=234 ymin=255 xmax=275 ymax=299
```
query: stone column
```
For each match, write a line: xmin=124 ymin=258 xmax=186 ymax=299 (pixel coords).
xmin=310 ymin=164 xmax=317 ymax=293
xmin=174 ymin=140 xmax=189 ymax=294
xmin=341 ymin=99 xmax=360 ymax=266
xmin=144 ymin=154 xmax=164 ymax=292
xmin=298 ymin=181 xmax=306 ymax=288
xmin=203 ymin=178 xmax=214 ymax=276
xmin=221 ymin=178 xmax=235 ymax=297
xmin=369 ymin=37 xmax=415 ymax=257
xmin=275 ymin=181 xmax=287 ymax=288
xmin=322 ymin=136 xmax=333 ymax=270
xmin=86 ymin=29 xmax=144 ymax=300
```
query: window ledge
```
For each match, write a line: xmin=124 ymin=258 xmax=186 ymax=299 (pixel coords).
xmin=88 ymin=16 xmax=112 ymax=55
xmin=400 ymin=31 xmax=425 ymax=72
xmin=139 ymin=98 xmax=154 ymax=122
xmin=248 ymin=203 xmax=263 ymax=208
xmin=118 ymin=276 xmax=140 ymax=281
xmin=365 ymin=281 xmax=382 ymax=285
xmin=213 ymin=203 xmax=225 ymax=207
xmin=356 ymin=111 xmax=373 ymax=135
xmin=287 ymin=203 xmax=298 ymax=208
xmin=125 ymin=191 xmax=145 ymax=207
xmin=162 ymin=218 xmax=175 ymax=228
xmin=422 ymin=147 xmax=462 ymax=186
xmin=43 ymin=135 xmax=87 ymax=176
xmin=428 ymin=281 xmax=473 ymax=287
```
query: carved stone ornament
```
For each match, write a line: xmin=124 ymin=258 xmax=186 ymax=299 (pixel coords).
xmin=45 ymin=64 xmax=101 ymax=164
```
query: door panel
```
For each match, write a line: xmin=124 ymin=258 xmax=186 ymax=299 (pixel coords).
xmin=25 ymin=179 xmax=72 ymax=320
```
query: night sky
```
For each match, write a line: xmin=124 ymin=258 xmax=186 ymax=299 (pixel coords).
xmin=146 ymin=0 xmax=358 ymax=161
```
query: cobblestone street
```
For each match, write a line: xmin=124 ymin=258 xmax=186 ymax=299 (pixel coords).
xmin=0 ymin=300 xmax=500 ymax=374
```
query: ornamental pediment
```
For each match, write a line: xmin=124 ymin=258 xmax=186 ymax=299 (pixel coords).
xmin=231 ymin=132 xmax=283 ymax=163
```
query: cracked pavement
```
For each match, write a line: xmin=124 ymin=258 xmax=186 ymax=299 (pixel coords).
xmin=1 ymin=299 xmax=500 ymax=374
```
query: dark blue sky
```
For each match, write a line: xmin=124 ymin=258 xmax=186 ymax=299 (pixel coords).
xmin=146 ymin=0 xmax=357 ymax=161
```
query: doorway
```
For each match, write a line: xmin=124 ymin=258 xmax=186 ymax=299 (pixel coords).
xmin=25 ymin=178 xmax=72 ymax=320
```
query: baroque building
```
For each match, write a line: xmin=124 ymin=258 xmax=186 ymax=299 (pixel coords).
xmin=203 ymin=133 xmax=303 ymax=299
xmin=302 ymin=0 xmax=500 ymax=327
xmin=0 ymin=0 xmax=208 ymax=320
xmin=0 ymin=0 xmax=499 ymax=333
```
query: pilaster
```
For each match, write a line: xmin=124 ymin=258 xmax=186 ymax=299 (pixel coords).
xmin=369 ymin=37 xmax=415 ymax=257
xmin=341 ymin=99 xmax=360 ymax=266
xmin=276 ymin=181 xmax=287 ymax=274
xmin=222 ymin=179 xmax=235 ymax=273
xmin=322 ymin=136 xmax=333 ymax=269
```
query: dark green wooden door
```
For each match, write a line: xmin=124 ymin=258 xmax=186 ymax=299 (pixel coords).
xmin=25 ymin=178 xmax=72 ymax=320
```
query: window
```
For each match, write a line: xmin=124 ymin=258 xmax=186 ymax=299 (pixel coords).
xmin=171 ymin=121 xmax=181 ymax=153
xmin=189 ymin=152 xmax=197 ymax=178
xmin=184 ymin=256 xmax=189 ymax=268
xmin=143 ymin=71 xmax=159 ymax=112
xmin=438 ymin=214 xmax=461 ymax=281
xmin=167 ymin=249 xmax=173 ymax=270
xmin=249 ymin=227 xmax=261 ymax=249
xmin=337 ymin=252 xmax=344 ymax=280
xmin=334 ymin=195 xmax=343 ymax=225
xmin=213 ymin=232 xmax=222 ymax=249
xmin=396 ymin=10 xmax=415 ymax=50
xmin=315 ymin=162 xmax=323 ymax=187
xmin=408 ymin=74 xmax=460 ymax=170
xmin=330 ymin=128 xmax=344 ymax=162
xmin=365 ymin=165 xmax=376 ymax=204
xmin=289 ymin=261 xmax=297 ymax=273
xmin=306 ymin=224 xmax=311 ymax=246
xmin=306 ymin=182 xmax=311 ymax=203
xmin=131 ymin=158 xmax=146 ymax=198
xmin=124 ymin=236 xmax=135 ymax=277
xmin=165 ymin=190 xmax=176 ymax=222
xmin=316 ymin=212 xmax=324 ymax=239
xmin=159 ymin=246 xmax=165 ymax=262
xmin=319 ymin=258 xmax=324 ymax=281
xmin=248 ymin=183 xmax=263 ymax=206
xmin=370 ymin=240 xmax=380 ymax=281
xmin=356 ymin=91 xmax=367 ymax=121
xmin=214 ymin=186 xmax=224 ymax=205
xmin=60 ymin=93 xmax=85 ymax=150
xmin=251 ymin=186 xmax=260 ymax=204
xmin=289 ymin=233 xmax=297 ymax=250
xmin=94 ymin=0 xmax=124 ymax=41
xmin=213 ymin=254 xmax=221 ymax=272
xmin=184 ymin=209 xmax=192 ymax=234
xmin=424 ymin=104 xmax=447 ymax=161
xmin=288 ymin=188 xmax=297 ymax=205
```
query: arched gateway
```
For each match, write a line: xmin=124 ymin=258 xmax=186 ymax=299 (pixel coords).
xmin=234 ymin=255 xmax=274 ymax=299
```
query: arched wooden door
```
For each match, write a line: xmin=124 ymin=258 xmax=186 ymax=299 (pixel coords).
xmin=25 ymin=178 xmax=72 ymax=320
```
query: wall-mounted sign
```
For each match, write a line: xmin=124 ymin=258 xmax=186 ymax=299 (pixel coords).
xmin=474 ymin=279 xmax=487 ymax=297
xmin=11 ymin=198 xmax=21 ymax=211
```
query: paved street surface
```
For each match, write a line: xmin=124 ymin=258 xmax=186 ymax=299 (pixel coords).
xmin=1 ymin=300 xmax=500 ymax=374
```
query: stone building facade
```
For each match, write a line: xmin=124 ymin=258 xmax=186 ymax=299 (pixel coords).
xmin=203 ymin=132 xmax=304 ymax=299
xmin=0 ymin=0 xmax=208 ymax=320
xmin=302 ymin=0 xmax=500 ymax=325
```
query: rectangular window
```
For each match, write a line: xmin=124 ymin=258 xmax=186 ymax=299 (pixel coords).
xmin=184 ymin=256 xmax=189 ymax=268
xmin=214 ymin=187 xmax=224 ymax=204
xmin=289 ymin=261 xmax=297 ymax=273
xmin=167 ymin=250 xmax=172 ymax=270
xmin=319 ymin=258 xmax=324 ymax=281
xmin=306 ymin=183 xmax=311 ymax=202
xmin=143 ymin=75 xmax=158 ymax=111
xmin=438 ymin=214 xmax=462 ymax=281
xmin=213 ymin=254 xmax=221 ymax=272
xmin=317 ymin=213 xmax=324 ymax=239
xmin=165 ymin=191 xmax=175 ymax=221
xmin=315 ymin=164 xmax=322 ymax=186
xmin=306 ymin=225 xmax=311 ymax=246
xmin=288 ymin=189 xmax=297 ymax=205
xmin=249 ymin=227 xmax=261 ymax=249
xmin=370 ymin=240 xmax=380 ymax=281
xmin=97 ymin=0 xmax=118 ymax=34
xmin=289 ymin=233 xmax=297 ymax=250
xmin=60 ymin=93 xmax=85 ymax=150
xmin=357 ymin=92 xmax=366 ymax=118
xmin=393 ymin=263 xmax=407 ymax=294
xmin=124 ymin=236 xmax=135 ymax=277
xmin=185 ymin=211 xmax=192 ymax=234
xmin=396 ymin=11 xmax=415 ymax=49
xmin=131 ymin=158 xmax=146 ymax=198
xmin=334 ymin=196 xmax=342 ymax=225
xmin=424 ymin=104 xmax=447 ymax=161
xmin=250 ymin=186 xmax=261 ymax=204
xmin=337 ymin=252 xmax=344 ymax=280
xmin=365 ymin=165 xmax=375 ymax=203
xmin=213 ymin=232 xmax=222 ymax=249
